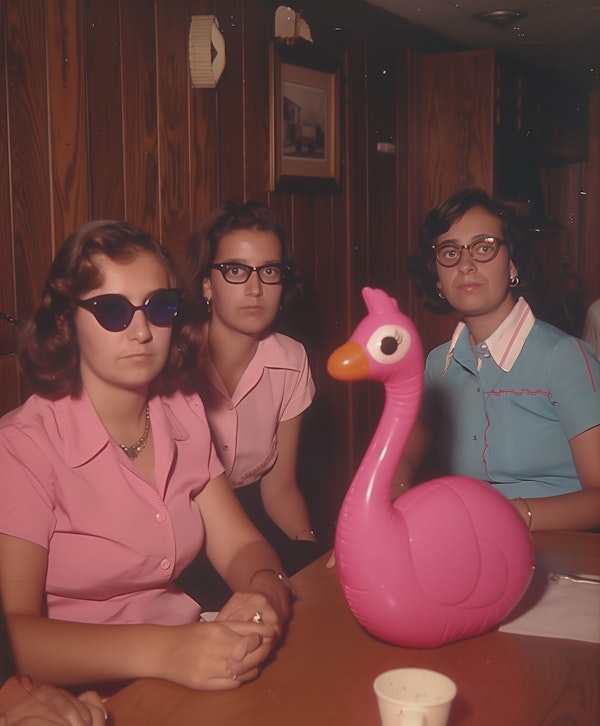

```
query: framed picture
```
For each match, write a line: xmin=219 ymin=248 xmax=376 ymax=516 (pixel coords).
xmin=269 ymin=43 xmax=341 ymax=193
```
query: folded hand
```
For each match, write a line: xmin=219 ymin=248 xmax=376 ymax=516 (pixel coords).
xmin=0 ymin=675 xmax=107 ymax=725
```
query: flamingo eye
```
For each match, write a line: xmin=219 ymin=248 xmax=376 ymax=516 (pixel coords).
xmin=381 ymin=336 xmax=398 ymax=355
xmin=366 ymin=324 xmax=410 ymax=364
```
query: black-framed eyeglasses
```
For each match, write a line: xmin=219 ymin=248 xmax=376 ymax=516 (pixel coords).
xmin=209 ymin=262 xmax=288 ymax=285
xmin=432 ymin=236 xmax=505 ymax=268
xmin=76 ymin=289 xmax=183 ymax=332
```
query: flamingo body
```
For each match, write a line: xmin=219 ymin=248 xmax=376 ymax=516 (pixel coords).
xmin=327 ymin=287 xmax=534 ymax=648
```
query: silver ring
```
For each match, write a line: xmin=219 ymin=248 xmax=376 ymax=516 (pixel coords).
xmin=252 ymin=611 xmax=264 ymax=623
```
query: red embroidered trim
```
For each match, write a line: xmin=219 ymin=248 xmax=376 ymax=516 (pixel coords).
xmin=576 ymin=338 xmax=597 ymax=392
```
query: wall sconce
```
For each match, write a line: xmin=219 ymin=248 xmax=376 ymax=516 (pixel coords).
xmin=189 ymin=15 xmax=226 ymax=88
xmin=275 ymin=5 xmax=313 ymax=45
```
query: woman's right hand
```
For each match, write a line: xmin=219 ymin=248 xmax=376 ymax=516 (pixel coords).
xmin=151 ymin=620 xmax=276 ymax=690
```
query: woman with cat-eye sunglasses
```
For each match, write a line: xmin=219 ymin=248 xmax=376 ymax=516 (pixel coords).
xmin=0 ymin=219 xmax=291 ymax=691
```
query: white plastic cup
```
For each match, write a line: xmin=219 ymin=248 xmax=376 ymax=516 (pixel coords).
xmin=373 ymin=668 xmax=457 ymax=726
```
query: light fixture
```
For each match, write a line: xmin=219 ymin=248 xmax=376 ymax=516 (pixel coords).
xmin=473 ymin=9 xmax=528 ymax=28
xmin=275 ymin=5 xmax=313 ymax=45
xmin=188 ymin=15 xmax=226 ymax=88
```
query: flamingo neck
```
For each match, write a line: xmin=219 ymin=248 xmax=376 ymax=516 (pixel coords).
xmin=350 ymin=375 xmax=421 ymax=509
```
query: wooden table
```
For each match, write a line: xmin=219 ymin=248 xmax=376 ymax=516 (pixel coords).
xmin=107 ymin=531 xmax=600 ymax=725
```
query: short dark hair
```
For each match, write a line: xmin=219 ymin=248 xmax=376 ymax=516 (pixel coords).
xmin=183 ymin=200 xmax=302 ymax=317
xmin=19 ymin=219 xmax=196 ymax=399
xmin=409 ymin=188 xmax=533 ymax=313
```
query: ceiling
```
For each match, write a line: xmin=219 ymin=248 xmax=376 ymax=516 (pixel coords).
xmin=364 ymin=0 xmax=600 ymax=89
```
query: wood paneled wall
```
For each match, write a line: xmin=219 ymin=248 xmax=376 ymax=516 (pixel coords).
xmin=580 ymin=87 xmax=600 ymax=307
xmin=0 ymin=0 xmax=598 ymax=538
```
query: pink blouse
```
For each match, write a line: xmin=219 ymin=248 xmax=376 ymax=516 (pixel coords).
xmin=197 ymin=332 xmax=315 ymax=487
xmin=0 ymin=390 xmax=224 ymax=624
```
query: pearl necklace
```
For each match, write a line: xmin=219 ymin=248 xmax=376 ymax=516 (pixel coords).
xmin=119 ymin=405 xmax=151 ymax=460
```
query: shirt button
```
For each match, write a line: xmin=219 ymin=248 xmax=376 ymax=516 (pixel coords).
xmin=227 ymin=403 xmax=234 ymax=410
xmin=223 ymin=445 xmax=229 ymax=451
xmin=473 ymin=435 xmax=478 ymax=441
xmin=160 ymin=558 xmax=171 ymax=570
xmin=480 ymin=343 xmax=488 ymax=350
xmin=483 ymin=352 xmax=491 ymax=358
xmin=155 ymin=512 xmax=166 ymax=523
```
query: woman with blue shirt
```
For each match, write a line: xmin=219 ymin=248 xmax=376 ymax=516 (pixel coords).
xmin=397 ymin=188 xmax=600 ymax=531
xmin=0 ymin=607 xmax=106 ymax=724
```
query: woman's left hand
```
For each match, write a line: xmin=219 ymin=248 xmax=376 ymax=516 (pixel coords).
xmin=215 ymin=590 xmax=287 ymax=680
xmin=216 ymin=590 xmax=284 ymax=639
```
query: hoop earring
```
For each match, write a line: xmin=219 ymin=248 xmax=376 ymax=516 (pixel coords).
xmin=204 ymin=297 xmax=212 ymax=314
xmin=509 ymin=276 xmax=520 ymax=288
xmin=438 ymin=290 xmax=446 ymax=300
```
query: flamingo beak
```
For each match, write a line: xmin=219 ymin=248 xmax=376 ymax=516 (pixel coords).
xmin=327 ymin=340 xmax=370 ymax=381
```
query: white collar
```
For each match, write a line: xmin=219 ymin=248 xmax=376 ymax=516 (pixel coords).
xmin=443 ymin=297 xmax=535 ymax=375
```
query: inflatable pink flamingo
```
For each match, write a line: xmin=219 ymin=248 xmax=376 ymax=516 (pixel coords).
xmin=327 ymin=287 xmax=534 ymax=648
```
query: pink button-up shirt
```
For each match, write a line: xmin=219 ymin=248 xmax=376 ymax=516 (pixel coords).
xmin=197 ymin=332 xmax=315 ymax=487
xmin=0 ymin=390 xmax=223 ymax=624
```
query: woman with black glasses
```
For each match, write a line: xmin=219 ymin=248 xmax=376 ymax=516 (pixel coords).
xmin=0 ymin=220 xmax=291 ymax=689
xmin=179 ymin=201 xmax=324 ymax=609
xmin=396 ymin=188 xmax=600 ymax=531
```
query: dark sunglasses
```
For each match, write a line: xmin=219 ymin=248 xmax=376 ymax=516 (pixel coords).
xmin=76 ymin=289 xmax=183 ymax=332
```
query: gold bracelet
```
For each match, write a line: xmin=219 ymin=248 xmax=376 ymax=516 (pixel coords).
xmin=250 ymin=567 xmax=296 ymax=598
xmin=515 ymin=497 xmax=533 ymax=531
xmin=294 ymin=528 xmax=316 ymax=540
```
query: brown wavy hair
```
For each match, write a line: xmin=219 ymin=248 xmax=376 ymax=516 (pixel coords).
xmin=409 ymin=188 xmax=532 ymax=314
xmin=182 ymin=200 xmax=302 ymax=322
xmin=19 ymin=220 xmax=197 ymax=399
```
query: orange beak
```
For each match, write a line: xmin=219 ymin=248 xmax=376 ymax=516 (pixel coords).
xmin=327 ymin=340 xmax=370 ymax=381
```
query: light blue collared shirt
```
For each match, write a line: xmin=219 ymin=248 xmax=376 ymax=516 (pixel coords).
xmin=423 ymin=299 xmax=600 ymax=499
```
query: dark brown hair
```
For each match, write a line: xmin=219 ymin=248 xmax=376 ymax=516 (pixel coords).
xmin=409 ymin=188 xmax=532 ymax=313
xmin=19 ymin=219 xmax=196 ymax=399
xmin=183 ymin=200 xmax=302 ymax=318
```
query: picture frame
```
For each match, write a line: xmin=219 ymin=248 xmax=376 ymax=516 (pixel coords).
xmin=269 ymin=42 xmax=341 ymax=194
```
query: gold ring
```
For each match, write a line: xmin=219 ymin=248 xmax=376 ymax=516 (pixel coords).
xmin=252 ymin=611 xmax=264 ymax=623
